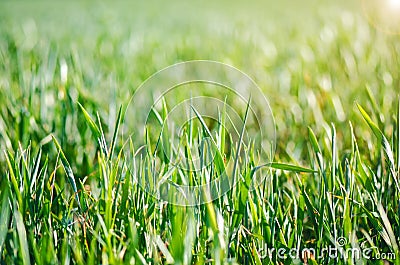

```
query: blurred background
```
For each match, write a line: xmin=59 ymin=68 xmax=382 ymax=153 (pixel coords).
xmin=0 ymin=0 xmax=398 ymax=171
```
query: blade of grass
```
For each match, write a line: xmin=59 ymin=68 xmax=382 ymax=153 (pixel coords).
xmin=252 ymin=162 xmax=316 ymax=174
xmin=357 ymin=103 xmax=399 ymax=193
xmin=108 ymin=105 xmax=122 ymax=160
xmin=0 ymin=186 xmax=10 ymax=253
xmin=51 ymin=135 xmax=82 ymax=211
xmin=232 ymin=97 xmax=251 ymax=179
xmin=77 ymin=102 xmax=101 ymax=139
xmin=155 ymin=235 xmax=174 ymax=264
xmin=267 ymin=162 xmax=317 ymax=173
xmin=14 ymin=202 xmax=31 ymax=265
xmin=4 ymin=150 xmax=23 ymax=211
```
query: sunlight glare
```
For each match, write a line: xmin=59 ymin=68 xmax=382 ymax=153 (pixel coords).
xmin=388 ymin=0 xmax=400 ymax=9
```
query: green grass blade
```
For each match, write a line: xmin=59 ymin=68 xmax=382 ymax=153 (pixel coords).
xmin=397 ymin=97 xmax=400 ymax=175
xmin=357 ymin=103 xmax=399 ymax=192
xmin=267 ymin=162 xmax=316 ymax=173
xmin=155 ymin=235 xmax=174 ymax=264
xmin=51 ymin=135 xmax=82 ymax=211
xmin=252 ymin=162 xmax=316 ymax=173
xmin=190 ymin=105 xmax=217 ymax=146
xmin=14 ymin=202 xmax=31 ymax=265
xmin=0 ymin=187 xmax=10 ymax=253
xmin=77 ymin=102 xmax=101 ymax=139
xmin=232 ymin=97 xmax=251 ymax=179
xmin=108 ymin=105 xmax=123 ymax=160
xmin=4 ymin=151 xmax=23 ymax=211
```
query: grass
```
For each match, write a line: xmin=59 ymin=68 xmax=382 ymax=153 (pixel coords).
xmin=0 ymin=0 xmax=400 ymax=264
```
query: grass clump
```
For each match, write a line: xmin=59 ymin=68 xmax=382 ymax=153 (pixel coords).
xmin=1 ymin=1 xmax=400 ymax=264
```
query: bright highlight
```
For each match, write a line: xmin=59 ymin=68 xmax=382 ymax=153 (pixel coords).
xmin=388 ymin=0 xmax=400 ymax=9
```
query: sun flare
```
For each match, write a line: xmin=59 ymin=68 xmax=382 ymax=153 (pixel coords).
xmin=388 ymin=0 xmax=400 ymax=9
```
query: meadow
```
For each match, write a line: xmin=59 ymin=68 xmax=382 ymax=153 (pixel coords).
xmin=0 ymin=1 xmax=400 ymax=264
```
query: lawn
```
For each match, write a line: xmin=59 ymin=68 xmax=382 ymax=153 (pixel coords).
xmin=0 ymin=0 xmax=400 ymax=264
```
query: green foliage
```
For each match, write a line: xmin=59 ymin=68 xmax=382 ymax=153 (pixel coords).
xmin=0 ymin=1 xmax=400 ymax=264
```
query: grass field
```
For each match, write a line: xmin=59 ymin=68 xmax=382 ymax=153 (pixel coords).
xmin=1 ymin=1 xmax=400 ymax=264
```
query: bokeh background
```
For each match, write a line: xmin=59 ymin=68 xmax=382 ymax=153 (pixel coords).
xmin=1 ymin=1 xmax=400 ymax=263
xmin=0 ymin=0 xmax=398 ymax=168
